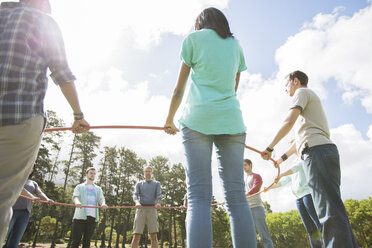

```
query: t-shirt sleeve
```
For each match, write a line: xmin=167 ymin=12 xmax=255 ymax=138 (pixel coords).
xmin=43 ymin=17 xmax=76 ymax=85
xmin=33 ymin=181 xmax=39 ymax=190
xmin=237 ymin=44 xmax=247 ymax=72
xmin=279 ymin=176 xmax=291 ymax=186
xmin=156 ymin=182 xmax=162 ymax=201
xmin=133 ymin=183 xmax=140 ymax=200
xmin=180 ymin=35 xmax=193 ymax=67
xmin=73 ymin=185 xmax=81 ymax=200
xmin=291 ymin=89 xmax=308 ymax=112
xmin=98 ymin=186 xmax=104 ymax=201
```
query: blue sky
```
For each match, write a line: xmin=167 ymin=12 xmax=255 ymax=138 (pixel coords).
xmin=38 ymin=0 xmax=372 ymax=211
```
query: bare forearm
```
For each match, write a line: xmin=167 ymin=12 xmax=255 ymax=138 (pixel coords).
xmin=21 ymin=189 xmax=34 ymax=198
xmin=36 ymin=189 xmax=49 ymax=201
xmin=74 ymin=196 xmax=81 ymax=205
xmin=268 ymin=121 xmax=294 ymax=149
xmin=59 ymin=82 xmax=83 ymax=114
xmin=280 ymin=169 xmax=294 ymax=178
xmin=166 ymin=63 xmax=190 ymax=122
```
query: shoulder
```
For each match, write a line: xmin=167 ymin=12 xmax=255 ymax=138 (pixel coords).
xmin=253 ymin=173 xmax=262 ymax=180
xmin=93 ymin=184 xmax=103 ymax=190
xmin=295 ymin=88 xmax=316 ymax=98
xmin=75 ymin=183 xmax=85 ymax=189
xmin=31 ymin=180 xmax=38 ymax=187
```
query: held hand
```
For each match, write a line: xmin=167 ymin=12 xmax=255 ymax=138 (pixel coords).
xmin=72 ymin=119 xmax=90 ymax=134
xmin=261 ymin=150 xmax=272 ymax=160
xmin=164 ymin=120 xmax=178 ymax=135
xmin=275 ymin=158 xmax=283 ymax=166
xmin=47 ymin=199 xmax=54 ymax=203
xmin=75 ymin=203 xmax=82 ymax=209
xmin=155 ymin=203 xmax=161 ymax=209
xmin=33 ymin=197 xmax=41 ymax=202
xmin=274 ymin=174 xmax=282 ymax=184
xmin=263 ymin=187 xmax=269 ymax=192
xmin=101 ymin=203 xmax=108 ymax=209
xmin=135 ymin=203 xmax=143 ymax=209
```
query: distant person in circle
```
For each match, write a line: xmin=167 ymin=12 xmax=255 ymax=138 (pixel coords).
xmin=131 ymin=166 xmax=162 ymax=248
xmin=4 ymin=168 xmax=53 ymax=248
xmin=70 ymin=167 xmax=107 ymax=248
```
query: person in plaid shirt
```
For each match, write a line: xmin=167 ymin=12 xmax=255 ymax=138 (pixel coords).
xmin=0 ymin=0 xmax=89 ymax=243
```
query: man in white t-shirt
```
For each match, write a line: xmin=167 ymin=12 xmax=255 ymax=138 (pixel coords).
xmin=71 ymin=167 xmax=107 ymax=248
xmin=261 ymin=70 xmax=358 ymax=247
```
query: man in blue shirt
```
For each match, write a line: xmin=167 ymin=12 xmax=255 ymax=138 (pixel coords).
xmin=0 ymin=0 xmax=89 ymax=244
xmin=131 ymin=166 xmax=162 ymax=248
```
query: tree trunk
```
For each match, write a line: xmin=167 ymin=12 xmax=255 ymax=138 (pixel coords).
xmin=180 ymin=213 xmax=186 ymax=248
xmin=49 ymin=148 xmax=60 ymax=182
xmin=115 ymin=209 xmax=122 ymax=248
xmin=122 ymin=209 xmax=131 ymax=247
xmin=108 ymin=210 xmax=115 ymax=248
xmin=50 ymin=218 xmax=60 ymax=248
xmin=168 ymin=212 xmax=172 ymax=248
xmin=160 ymin=217 xmax=164 ymax=248
xmin=32 ymin=218 xmax=42 ymax=248
xmin=100 ymin=211 xmax=107 ymax=248
xmin=173 ymin=211 xmax=177 ymax=248
xmin=63 ymin=134 xmax=76 ymax=191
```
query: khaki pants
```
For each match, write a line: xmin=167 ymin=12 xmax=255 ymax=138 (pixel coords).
xmin=133 ymin=208 xmax=159 ymax=234
xmin=0 ymin=115 xmax=44 ymax=245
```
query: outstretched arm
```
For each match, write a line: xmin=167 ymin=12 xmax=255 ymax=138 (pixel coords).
xmin=164 ymin=62 xmax=191 ymax=135
xmin=35 ymin=187 xmax=53 ymax=203
xmin=59 ymin=82 xmax=89 ymax=133
xmin=261 ymin=108 xmax=301 ymax=160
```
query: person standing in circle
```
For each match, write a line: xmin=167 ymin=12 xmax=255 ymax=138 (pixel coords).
xmin=4 ymin=168 xmax=53 ymax=248
xmin=164 ymin=7 xmax=256 ymax=248
xmin=70 ymin=167 xmax=107 ymax=248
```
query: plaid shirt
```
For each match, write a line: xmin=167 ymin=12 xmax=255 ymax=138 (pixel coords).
xmin=0 ymin=2 xmax=76 ymax=126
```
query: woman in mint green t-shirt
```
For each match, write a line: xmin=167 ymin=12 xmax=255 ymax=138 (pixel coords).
xmin=164 ymin=7 xmax=256 ymax=248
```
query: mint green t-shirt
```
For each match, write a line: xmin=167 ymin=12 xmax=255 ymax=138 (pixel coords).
xmin=280 ymin=160 xmax=311 ymax=199
xmin=179 ymin=29 xmax=247 ymax=135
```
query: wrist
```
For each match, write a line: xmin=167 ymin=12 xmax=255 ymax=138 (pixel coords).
xmin=266 ymin=146 xmax=274 ymax=152
xmin=281 ymin=153 xmax=288 ymax=161
xmin=74 ymin=112 xmax=84 ymax=121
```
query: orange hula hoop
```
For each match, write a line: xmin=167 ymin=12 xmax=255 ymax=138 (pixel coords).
xmin=29 ymin=125 xmax=280 ymax=208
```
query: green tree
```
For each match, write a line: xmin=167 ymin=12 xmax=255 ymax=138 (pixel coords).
xmin=73 ymin=131 xmax=101 ymax=184
xmin=345 ymin=198 xmax=372 ymax=247
xmin=266 ymin=210 xmax=308 ymax=248
xmin=212 ymin=203 xmax=232 ymax=248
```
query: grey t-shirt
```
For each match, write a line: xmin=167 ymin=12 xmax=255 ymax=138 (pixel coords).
xmin=291 ymin=88 xmax=333 ymax=154
xmin=13 ymin=180 xmax=38 ymax=213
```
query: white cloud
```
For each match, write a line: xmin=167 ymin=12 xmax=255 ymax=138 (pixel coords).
xmin=50 ymin=0 xmax=229 ymax=70
xmin=331 ymin=124 xmax=372 ymax=200
xmin=275 ymin=4 xmax=372 ymax=112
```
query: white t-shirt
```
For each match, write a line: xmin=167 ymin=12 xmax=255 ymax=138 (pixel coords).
xmin=86 ymin=184 xmax=96 ymax=218
xmin=291 ymin=88 xmax=333 ymax=154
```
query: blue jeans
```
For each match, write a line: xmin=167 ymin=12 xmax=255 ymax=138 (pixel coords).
xmin=6 ymin=209 xmax=30 ymax=248
xmin=182 ymin=126 xmax=256 ymax=248
xmin=251 ymin=206 xmax=273 ymax=248
xmin=302 ymin=144 xmax=358 ymax=248
xmin=296 ymin=194 xmax=322 ymax=248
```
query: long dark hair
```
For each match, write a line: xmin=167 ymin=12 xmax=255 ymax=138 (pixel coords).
xmin=195 ymin=7 xmax=233 ymax=39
